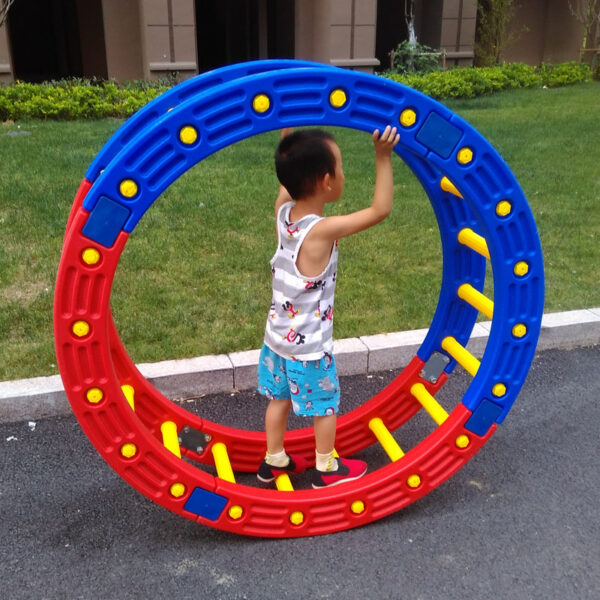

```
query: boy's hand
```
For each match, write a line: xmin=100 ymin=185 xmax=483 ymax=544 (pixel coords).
xmin=372 ymin=125 xmax=400 ymax=156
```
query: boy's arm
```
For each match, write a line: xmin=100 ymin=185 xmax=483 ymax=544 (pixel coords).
xmin=316 ymin=125 xmax=399 ymax=241
xmin=274 ymin=128 xmax=294 ymax=219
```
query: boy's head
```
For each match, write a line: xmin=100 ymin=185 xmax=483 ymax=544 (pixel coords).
xmin=275 ymin=129 xmax=343 ymax=201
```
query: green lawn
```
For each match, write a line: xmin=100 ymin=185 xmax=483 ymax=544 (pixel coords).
xmin=1 ymin=81 xmax=598 ymax=381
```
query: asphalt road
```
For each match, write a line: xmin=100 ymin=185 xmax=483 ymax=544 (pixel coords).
xmin=2 ymin=345 xmax=599 ymax=600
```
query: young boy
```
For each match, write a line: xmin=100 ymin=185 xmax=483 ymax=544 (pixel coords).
xmin=257 ymin=125 xmax=400 ymax=488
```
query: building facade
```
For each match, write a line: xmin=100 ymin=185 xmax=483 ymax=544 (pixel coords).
xmin=0 ymin=0 xmax=586 ymax=84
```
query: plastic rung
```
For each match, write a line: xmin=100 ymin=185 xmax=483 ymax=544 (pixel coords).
xmin=457 ymin=283 xmax=494 ymax=319
xmin=120 ymin=384 xmax=135 ymax=411
xmin=211 ymin=442 xmax=236 ymax=483
xmin=457 ymin=228 xmax=490 ymax=259
xmin=160 ymin=421 xmax=182 ymax=459
xmin=368 ymin=417 xmax=405 ymax=462
xmin=275 ymin=474 xmax=294 ymax=491
xmin=441 ymin=336 xmax=480 ymax=377
xmin=410 ymin=383 xmax=449 ymax=425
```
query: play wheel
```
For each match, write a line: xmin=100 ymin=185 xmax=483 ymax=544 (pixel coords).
xmin=54 ymin=60 xmax=544 ymax=537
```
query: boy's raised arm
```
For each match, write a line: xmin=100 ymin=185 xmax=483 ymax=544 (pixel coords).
xmin=317 ymin=125 xmax=400 ymax=241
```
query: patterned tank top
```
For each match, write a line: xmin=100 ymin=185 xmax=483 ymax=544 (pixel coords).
xmin=264 ymin=201 xmax=338 ymax=360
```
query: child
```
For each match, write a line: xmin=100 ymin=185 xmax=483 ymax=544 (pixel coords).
xmin=257 ymin=125 xmax=400 ymax=488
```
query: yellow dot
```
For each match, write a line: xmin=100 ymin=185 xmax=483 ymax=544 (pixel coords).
xmin=82 ymin=248 xmax=101 ymax=265
xmin=121 ymin=443 xmax=137 ymax=458
xmin=457 ymin=147 xmax=473 ymax=165
xmin=179 ymin=125 xmax=198 ymax=145
xmin=407 ymin=474 xmax=421 ymax=489
xmin=455 ymin=434 xmax=470 ymax=449
xmin=290 ymin=511 xmax=304 ymax=525
xmin=496 ymin=200 xmax=512 ymax=217
xmin=252 ymin=94 xmax=271 ymax=113
xmin=514 ymin=261 xmax=529 ymax=277
xmin=228 ymin=505 xmax=244 ymax=520
xmin=399 ymin=109 xmax=416 ymax=127
xmin=86 ymin=387 xmax=104 ymax=404
xmin=492 ymin=383 xmax=507 ymax=397
xmin=329 ymin=89 xmax=347 ymax=108
xmin=72 ymin=320 xmax=90 ymax=337
xmin=170 ymin=483 xmax=186 ymax=498
xmin=351 ymin=500 xmax=365 ymax=514
xmin=512 ymin=323 xmax=527 ymax=338
xmin=119 ymin=179 xmax=138 ymax=198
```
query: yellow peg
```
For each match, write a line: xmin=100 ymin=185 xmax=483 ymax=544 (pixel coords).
xmin=351 ymin=500 xmax=365 ymax=514
xmin=457 ymin=147 xmax=473 ymax=164
xmin=440 ymin=176 xmax=463 ymax=198
xmin=492 ymin=383 xmax=507 ymax=397
xmin=410 ymin=383 xmax=449 ymax=426
xmin=275 ymin=474 xmax=294 ymax=491
xmin=457 ymin=283 xmax=494 ymax=320
xmin=407 ymin=474 xmax=422 ymax=488
xmin=441 ymin=336 xmax=480 ymax=377
xmin=512 ymin=323 xmax=527 ymax=338
xmin=229 ymin=505 xmax=244 ymax=520
xmin=121 ymin=384 xmax=135 ymax=410
xmin=161 ymin=421 xmax=182 ymax=459
xmin=457 ymin=228 xmax=490 ymax=259
xmin=496 ymin=200 xmax=512 ymax=217
xmin=369 ymin=417 xmax=405 ymax=462
xmin=211 ymin=442 xmax=235 ymax=482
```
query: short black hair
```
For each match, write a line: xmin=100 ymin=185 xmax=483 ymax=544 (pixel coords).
xmin=275 ymin=129 xmax=336 ymax=200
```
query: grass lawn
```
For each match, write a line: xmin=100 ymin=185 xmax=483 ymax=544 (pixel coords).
xmin=0 ymin=81 xmax=598 ymax=381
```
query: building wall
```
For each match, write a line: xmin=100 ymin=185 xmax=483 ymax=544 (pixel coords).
xmin=502 ymin=0 xmax=584 ymax=64
xmin=295 ymin=0 xmax=379 ymax=72
xmin=102 ymin=0 xmax=145 ymax=80
xmin=140 ymin=0 xmax=197 ymax=80
xmin=0 ymin=24 xmax=11 ymax=84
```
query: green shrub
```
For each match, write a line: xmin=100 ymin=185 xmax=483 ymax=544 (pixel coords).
xmin=0 ymin=62 xmax=593 ymax=120
xmin=0 ymin=79 xmax=168 ymax=120
xmin=387 ymin=41 xmax=442 ymax=75
xmin=384 ymin=61 xmax=591 ymax=99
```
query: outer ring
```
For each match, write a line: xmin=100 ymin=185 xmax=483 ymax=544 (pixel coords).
xmin=54 ymin=62 xmax=544 ymax=537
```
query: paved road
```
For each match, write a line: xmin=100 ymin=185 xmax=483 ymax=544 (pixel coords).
xmin=2 ymin=346 xmax=599 ymax=600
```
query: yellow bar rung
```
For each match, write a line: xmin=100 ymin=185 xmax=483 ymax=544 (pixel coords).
xmin=121 ymin=384 xmax=135 ymax=410
xmin=440 ymin=176 xmax=463 ymax=198
xmin=457 ymin=283 xmax=494 ymax=319
xmin=410 ymin=383 xmax=449 ymax=426
xmin=211 ymin=442 xmax=236 ymax=483
xmin=369 ymin=417 xmax=405 ymax=462
xmin=441 ymin=336 xmax=480 ymax=377
xmin=457 ymin=228 xmax=490 ymax=259
xmin=275 ymin=474 xmax=294 ymax=491
xmin=160 ymin=421 xmax=181 ymax=458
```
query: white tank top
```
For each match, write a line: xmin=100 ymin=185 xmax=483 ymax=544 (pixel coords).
xmin=264 ymin=202 xmax=338 ymax=360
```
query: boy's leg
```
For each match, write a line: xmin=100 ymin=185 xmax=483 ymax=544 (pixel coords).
xmin=265 ymin=397 xmax=291 ymax=456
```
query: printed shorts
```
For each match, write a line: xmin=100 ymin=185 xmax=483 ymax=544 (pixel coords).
xmin=257 ymin=344 xmax=340 ymax=417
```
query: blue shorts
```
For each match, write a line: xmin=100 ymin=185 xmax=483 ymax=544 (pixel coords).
xmin=257 ymin=344 xmax=340 ymax=417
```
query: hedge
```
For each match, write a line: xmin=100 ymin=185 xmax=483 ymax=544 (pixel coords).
xmin=0 ymin=62 xmax=593 ymax=120
xmin=384 ymin=61 xmax=592 ymax=99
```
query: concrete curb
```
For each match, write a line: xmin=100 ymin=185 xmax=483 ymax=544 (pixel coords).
xmin=1 ymin=308 xmax=599 ymax=424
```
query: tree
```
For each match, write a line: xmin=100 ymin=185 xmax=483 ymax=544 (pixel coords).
xmin=474 ymin=0 xmax=519 ymax=66
xmin=568 ymin=0 xmax=600 ymax=65
xmin=0 ymin=0 xmax=17 ymax=28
